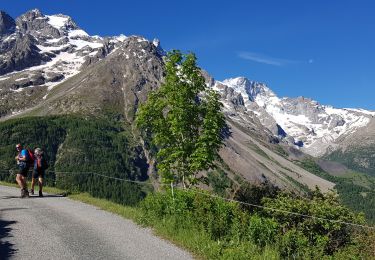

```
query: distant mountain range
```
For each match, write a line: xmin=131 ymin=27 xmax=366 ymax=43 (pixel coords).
xmin=211 ymin=76 xmax=375 ymax=164
xmin=1 ymin=8 xmax=375 ymax=192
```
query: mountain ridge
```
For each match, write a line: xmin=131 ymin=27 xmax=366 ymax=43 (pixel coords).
xmin=213 ymin=76 xmax=375 ymax=158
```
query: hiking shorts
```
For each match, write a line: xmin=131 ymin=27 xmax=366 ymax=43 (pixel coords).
xmin=18 ymin=164 xmax=30 ymax=177
xmin=32 ymin=169 xmax=45 ymax=179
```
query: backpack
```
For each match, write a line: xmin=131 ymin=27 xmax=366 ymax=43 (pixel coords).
xmin=38 ymin=156 xmax=49 ymax=170
xmin=26 ymin=148 xmax=35 ymax=166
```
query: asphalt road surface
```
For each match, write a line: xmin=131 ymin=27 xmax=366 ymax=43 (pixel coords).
xmin=0 ymin=185 xmax=193 ymax=260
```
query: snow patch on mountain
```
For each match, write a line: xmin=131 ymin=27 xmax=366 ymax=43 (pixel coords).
xmin=345 ymin=108 xmax=375 ymax=116
xmin=110 ymin=34 xmax=127 ymax=43
xmin=69 ymin=38 xmax=103 ymax=50
xmin=46 ymin=15 xmax=69 ymax=29
xmin=68 ymin=29 xmax=89 ymax=38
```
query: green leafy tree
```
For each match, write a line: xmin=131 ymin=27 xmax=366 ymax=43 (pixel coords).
xmin=136 ymin=50 xmax=226 ymax=187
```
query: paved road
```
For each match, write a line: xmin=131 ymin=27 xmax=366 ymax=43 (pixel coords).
xmin=0 ymin=186 xmax=193 ymax=260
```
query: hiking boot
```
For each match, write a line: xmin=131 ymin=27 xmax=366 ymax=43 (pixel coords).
xmin=20 ymin=189 xmax=29 ymax=198
xmin=20 ymin=189 xmax=25 ymax=198
xmin=30 ymin=189 xmax=34 ymax=195
xmin=39 ymin=191 xmax=43 ymax=197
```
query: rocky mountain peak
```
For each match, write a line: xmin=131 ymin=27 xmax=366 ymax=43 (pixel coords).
xmin=281 ymin=96 xmax=324 ymax=116
xmin=21 ymin=8 xmax=43 ymax=19
xmin=0 ymin=10 xmax=16 ymax=36
xmin=15 ymin=9 xmax=79 ymax=38
xmin=152 ymin=38 xmax=160 ymax=48
xmin=222 ymin=77 xmax=275 ymax=103
xmin=152 ymin=38 xmax=166 ymax=56
xmin=16 ymin=9 xmax=44 ymax=29
xmin=0 ymin=8 xmax=110 ymax=76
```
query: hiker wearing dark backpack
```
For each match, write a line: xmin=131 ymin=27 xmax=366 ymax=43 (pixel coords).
xmin=15 ymin=143 xmax=30 ymax=198
xmin=30 ymin=148 xmax=48 ymax=197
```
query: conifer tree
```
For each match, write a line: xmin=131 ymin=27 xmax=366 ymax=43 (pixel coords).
xmin=136 ymin=50 xmax=225 ymax=187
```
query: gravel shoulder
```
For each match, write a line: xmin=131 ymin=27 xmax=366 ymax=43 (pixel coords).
xmin=0 ymin=185 xmax=193 ymax=260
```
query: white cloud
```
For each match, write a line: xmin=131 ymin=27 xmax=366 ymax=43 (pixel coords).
xmin=238 ymin=51 xmax=299 ymax=66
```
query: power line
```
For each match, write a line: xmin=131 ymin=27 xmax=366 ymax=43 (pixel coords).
xmin=1 ymin=168 xmax=374 ymax=230
xmin=184 ymin=188 xmax=375 ymax=230
xmin=0 ymin=169 xmax=153 ymax=185
xmin=52 ymin=170 xmax=155 ymax=186
xmin=55 ymin=170 xmax=375 ymax=230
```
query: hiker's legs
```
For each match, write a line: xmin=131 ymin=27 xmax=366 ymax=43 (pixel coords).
xmin=21 ymin=175 xmax=28 ymax=190
xmin=38 ymin=177 xmax=43 ymax=192
xmin=38 ymin=177 xmax=44 ymax=197
xmin=31 ymin=170 xmax=40 ymax=194
xmin=16 ymin=173 xmax=28 ymax=197
xmin=31 ymin=178 xmax=36 ymax=191
xmin=16 ymin=174 xmax=24 ymax=189
xmin=17 ymin=169 xmax=27 ymax=189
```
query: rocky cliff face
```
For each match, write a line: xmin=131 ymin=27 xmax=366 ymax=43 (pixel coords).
xmin=0 ymin=11 xmax=16 ymax=35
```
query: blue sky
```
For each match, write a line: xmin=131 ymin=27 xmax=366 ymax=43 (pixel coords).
xmin=3 ymin=0 xmax=375 ymax=109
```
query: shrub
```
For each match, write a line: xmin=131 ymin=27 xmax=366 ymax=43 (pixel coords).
xmin=139 ymin=187 xmax=372 ymax=259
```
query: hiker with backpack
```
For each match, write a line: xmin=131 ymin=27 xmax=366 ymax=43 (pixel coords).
xmin=30 ymin=148 xmax=48 ymax=197
xmin=15 ymin=143 xmax=33 ymax=198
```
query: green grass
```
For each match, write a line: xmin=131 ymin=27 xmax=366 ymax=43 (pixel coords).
xmin=274 ymin=145 xmax=289 ymax=158
xmin=137 ymin=214 xmax=280 ymax=260
xmin=278 ymin=171 xmax=310 ymax=194
xmin=69 ymin=193 xmax=141 ymax=221
xmin=246 ymin=141 xmax=271 ymax=160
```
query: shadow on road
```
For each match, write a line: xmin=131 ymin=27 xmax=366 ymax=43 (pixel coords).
xmin=0 ymin=218 xmax=17 ymax=259
xmin=0 ymin=207 xmax=27 ymax=212
xmin=0 ymin=196 xmax=20 ymax=199
xmin=1 ymin=194 xmax=66 ymax=199
xmin=29 ymin=194 xmax=66 ymax=198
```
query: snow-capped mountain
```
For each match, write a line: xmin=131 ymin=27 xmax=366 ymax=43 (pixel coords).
xmin=1 ymin=9 xmax=101 ymax=79
xmin=213 ymin=76 xmax=375 ymax=156
xmin=0 ymin=9 xmax=162 ymax=117
xmin=0 ymin=9 xmax=162 ymax=89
